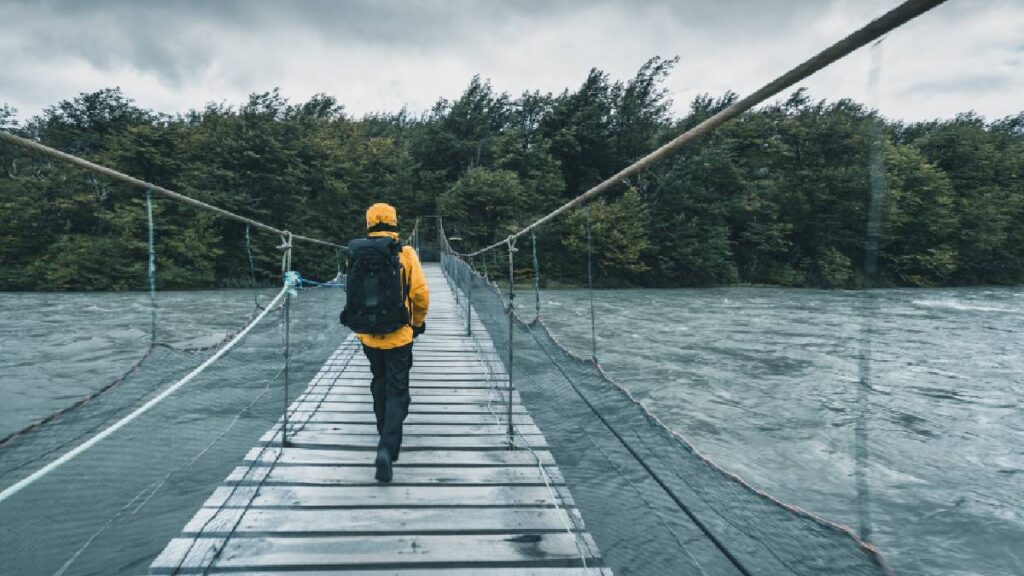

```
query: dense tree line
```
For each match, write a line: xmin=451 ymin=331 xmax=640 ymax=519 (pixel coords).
xmin=2 ymin=57 xmax=1022 ymax=290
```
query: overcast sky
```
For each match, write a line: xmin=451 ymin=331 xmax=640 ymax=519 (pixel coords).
xmin=2 ymin=0 xmax=1021 ymax=124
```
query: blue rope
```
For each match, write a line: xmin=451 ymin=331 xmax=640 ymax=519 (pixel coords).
xmin=299 ymin=278 xmax=344 ymax=288
xmin=145 ymin=188 xmax=157 ymax=343
xmin=283 ymin=270 xmax=345 ymax=288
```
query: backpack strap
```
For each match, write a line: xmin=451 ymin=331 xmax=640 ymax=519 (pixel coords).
xmin=384 ymin=238 xmax=411 ymax=326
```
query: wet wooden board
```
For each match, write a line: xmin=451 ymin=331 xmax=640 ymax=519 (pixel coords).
xmin=259 ymin=430 xmax=547 ymax=450
xmin=224 ymin=465 xmax=564 ymax=486
xmin=317 ymin=378 xmax=508 ymax=388
xmin=151 ymin=533 xmax=601 ymax=573
xmin=149 ymin=264 xmax=608 ymax=575
xmin=202 ymin=484 xmax=573 ymax=508
xmin=178 ymin=565 xmax=606 ymax=569
xmin=243 ymin=447 xmax=557 ymax=467
xmin=288 ymin=401 xmax=528 ymax=414
xmin=182 ymin=506 xmax=579 ymax=535
xmin=272 ymin=422 xmax=544 ymax=436
xmin=301 ymin=385 xmax=514 ymax=397
xmin=285 ymin=411 xmax=537 ymax=425
xmin=294 ymin=394 xmax=521 ymax=405
xmin=173 ymin=565 xmax=610 ymax=569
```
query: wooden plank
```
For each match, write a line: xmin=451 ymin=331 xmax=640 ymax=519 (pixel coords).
xmin=243 ymin=447 xmax=556 ymax=467
xmin=339 ymin=366 xmax=499 ymax=375
xmin=299 ymin=394 xmax=520 ymax=405
xmin=278 ymin=422 xmax=542 ymax=436
xmin=202 ymin=484 xmax=573 ymax=508
xmin=151 ymin=533 xmax=599 ymax=573
xmin=304 ymin=386 xmax=511 ymax=396
xmin=320 ymin=378 xmax=508 ymax=388
xmin=345 ymin=360 xmax=494 ymax=367
xmin=325 ymin=372 xmax=499 ymax=381
xmin=174 ymin=565 xmax=606 ymax=569
xmin=287 ymin=402 xmax=527 ymax=414
xmin=182 ymin=506 xmax=580 ymax=535
xmin=259 ymin=431 xmax=548 ymax=450
xmin=225 ymin=465 xmax=564 ymax=486
xmin=297 ymin=392 xmax=510 ymax=403
xmin=284 ymin=411 xmax=536 ymax=426
xmin=308 ymin=382 xmax=507 ymax=392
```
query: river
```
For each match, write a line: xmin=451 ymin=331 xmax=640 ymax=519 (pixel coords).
xmin=0 ymin=286 xmax=1020 ymax=575
xmin=539 ymin=285 xmax=1023 ymax=576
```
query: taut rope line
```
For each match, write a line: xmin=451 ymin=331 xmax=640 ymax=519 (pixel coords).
xmin=465 ymin=0 xmax=948 ymax=258
xmin=0 ymin=287 xmax=289 ymax=505
xmin=0 ymin=130 xmax=344 ymax=249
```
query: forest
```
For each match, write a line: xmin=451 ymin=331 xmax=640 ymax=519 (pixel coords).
xmin=2 ymin=57 xmax=1022 ymax=290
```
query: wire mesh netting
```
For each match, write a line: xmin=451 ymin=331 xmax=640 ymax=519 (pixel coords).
xmin=0 ymin=172 xmax=347 ymax=575
xmin=440 ymin=239 xmax=892 ymax=576
xmin=0 ymin=283 xmax=345 ymax=575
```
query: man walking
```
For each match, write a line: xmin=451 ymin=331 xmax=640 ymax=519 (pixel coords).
xmin=340 ymin=203 xmax=429 ymax=482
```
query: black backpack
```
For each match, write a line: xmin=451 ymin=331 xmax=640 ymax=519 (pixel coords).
xmin=340 ymin=236 xmax=408 ymax=334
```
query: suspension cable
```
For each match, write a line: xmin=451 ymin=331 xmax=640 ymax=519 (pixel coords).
xmin=0 ymin=130 xmax=344 ymax=249
xmin=464 ymin=0 xmax=948 ymax=258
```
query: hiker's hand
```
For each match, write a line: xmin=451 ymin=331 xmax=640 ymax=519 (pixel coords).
xmin=412 ymin=323 xmax=426 ymax=338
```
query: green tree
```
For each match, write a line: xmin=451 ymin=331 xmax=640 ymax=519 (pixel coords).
xmin=439 ymin=167 xmax=525 ymax=247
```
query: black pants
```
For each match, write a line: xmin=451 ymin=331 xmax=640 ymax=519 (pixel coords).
xmin=362 ymin=343 xmax=413 ymax=459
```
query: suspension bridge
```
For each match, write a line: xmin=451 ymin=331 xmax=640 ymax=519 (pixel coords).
xmin=0 ymin=1 xmax=947 ymax=574
xmin=147 ymin=264 xmax=609 ymax=574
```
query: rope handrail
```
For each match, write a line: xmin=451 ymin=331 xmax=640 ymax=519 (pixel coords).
xmin=0 ymin=130 xmax=344 ymax=249
xmin=0 ymin=285 xmax=290 ymax=505
xmin=464 ymin=0 xmax=948 ymax=257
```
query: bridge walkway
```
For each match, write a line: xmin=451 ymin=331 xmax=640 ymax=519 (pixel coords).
xmin=149 ymin=263 xmax=610 ymax=575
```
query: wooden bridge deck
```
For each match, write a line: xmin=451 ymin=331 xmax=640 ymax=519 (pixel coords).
xmin=149 ymin=263 xmax=610 ymax=575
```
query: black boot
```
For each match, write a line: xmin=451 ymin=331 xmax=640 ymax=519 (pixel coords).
xmin=374 ymin=447 xmax=393 ymax=483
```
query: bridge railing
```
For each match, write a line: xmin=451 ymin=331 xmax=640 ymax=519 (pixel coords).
xmin=0 ymin=133 xmax=347 ymax=575
xmin=430 ymin=3 xmax=955 ymax=573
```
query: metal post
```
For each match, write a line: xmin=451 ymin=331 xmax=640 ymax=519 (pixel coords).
xmin=145 ymin=188 xmax=157 ymax=343
xmin=466 ymin=256 xmax=473 ymax=336
xmin=453 ymin=253 xmax=460 ymax=303
xmin=283 ymin=289 xmax=292 ymax=447
xmin=245 ymin=225 xmax=260 ymax=308
xmin=506 ymin=241 xmax=516 ymax=450
xmin=281 ymin=233 xmax=293 ymax=448
xmin=532 ymin=232 xmax=541 ymax=320
xmin=586 ymin=207 xmax=597 ymax=359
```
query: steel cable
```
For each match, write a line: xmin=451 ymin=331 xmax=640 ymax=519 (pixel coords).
xmin=462 ymin=0 xmax=948 ymax=258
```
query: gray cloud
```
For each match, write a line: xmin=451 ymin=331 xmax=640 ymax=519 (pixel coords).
xmin=905 ymin=73 xmax=1015 ymax=95
xmin=1 ymin=0 xmax=1021 ymax=123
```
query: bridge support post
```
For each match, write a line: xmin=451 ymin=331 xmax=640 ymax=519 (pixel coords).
xmin=281 ymin=232 xmax=294 ymax=448
xmin=506 ymin=241 xmax=516 ymax=450
xmin=466 ymin=257 xmax=472 ymax=337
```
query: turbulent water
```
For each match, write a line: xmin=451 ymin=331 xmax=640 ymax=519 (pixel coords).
xmin=0 ymin=286 xmax=1021 ymax=575
xmin=0 ymin=290 xmax=280 ymax=439
xmin=539 ymin=286 xmax=1024 ymax=576
xmin=0 ymin=287 xmax=343 ymax=576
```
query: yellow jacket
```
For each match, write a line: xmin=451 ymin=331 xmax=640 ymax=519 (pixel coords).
xmin=356 ymin=204 xmax=429 ymax=349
